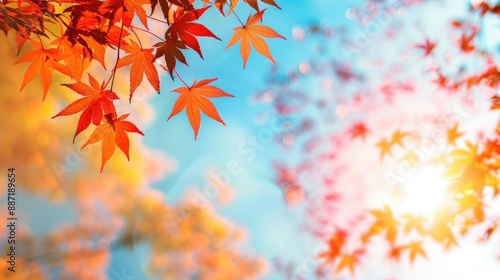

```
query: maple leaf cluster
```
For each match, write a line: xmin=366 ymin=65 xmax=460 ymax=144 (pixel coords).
xmin=1 ymin=0 xmax=285 ymax=171
xmin=0 ymin=38 xmax=266 ymax=279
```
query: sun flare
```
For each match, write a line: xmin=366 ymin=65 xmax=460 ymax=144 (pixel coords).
xmin=396 ymin=167 xmax=450 ymax=215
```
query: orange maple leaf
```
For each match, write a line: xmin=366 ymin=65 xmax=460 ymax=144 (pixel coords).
xmin=244 ymin=0 xmax=280 ymax=11
xmin=52 ymin=74 xmax=119 ymax=142
xmin=405 ymin=241 xmax=427 ymax=264
xmin=168 ymin=78 xmax=234 ymax=139
xmin=15 ymin=41 xmax=70 ymax=99
xmin=446 ymin=123 xmax=464 ymax=146
xmin=226 ymin=9 xmax=285 ymax=68
xmin=389 ymin=129 xmax=411 ymax=147
xmin=401 ymin=213 xmax=425 ymax=235
xmin=212 ymin=0 xmax=239 ymax=15
xmin=100 ymin=0 xmax=149 ymax=27
xmin=51 ymin=37 xmax=87 ymax=82
xmin=376 ymin=138 xmax=393 ymax=160
xmin=365 ymin=204 xmax=399 ymax=244
xmin=335 ymin=253 xmax=359 ymax=275
xmin=429 ymin=208 xmax=458 ymax=249
xmin=81 ymin=114 xmax=144 ymax=172
xmin=118 ymin=40 xmax=160 ymax=101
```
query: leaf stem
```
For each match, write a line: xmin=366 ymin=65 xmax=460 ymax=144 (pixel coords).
xmin=36 ymin=35 xmax=44 ymax=49
xmin=105 ymin=21 xmax=124 ymax=96
xmin=232 ymin=10 xmax=245 ymax=27
xmin=174 ymin=69 xmax=189 ymax=88
xmin=130 ymin=27 xmax=143 ymax=49
xmin=131 ymin=25 xmax=164 ymax=41
xmin=146 ymin=15 xmax=170 ymax=25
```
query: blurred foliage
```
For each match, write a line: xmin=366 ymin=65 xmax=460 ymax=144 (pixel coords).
xmin=0 ymin=37 xmax=264 ymax=279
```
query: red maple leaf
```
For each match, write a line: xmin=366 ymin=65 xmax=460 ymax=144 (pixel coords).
xmin=415 ymin=38 xmax=437 ymax=57
xmin=348 ymin=122 xmax=370 ymax=141
xmin=166 ymin=6 xmax=221 ymax=58
xmin=52 ymin=74 xmax=119 ymax=141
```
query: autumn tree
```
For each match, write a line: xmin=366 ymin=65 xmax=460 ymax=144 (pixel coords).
xmin=0 ymin=0 xmax=285 ymax=171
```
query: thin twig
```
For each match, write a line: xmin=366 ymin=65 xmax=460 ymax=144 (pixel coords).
xmin=109 ymin=22 xmax=124 ymax=94
xmin=132 ymin=25 xmax=164 ymax=41
xmin=232 ymin=10 xmax=245 ymax=27
xmin=147 ymin=15 xmax=170 ymax=25
xmin=130 ymin=27 xmax=143 ymax=49
xmin=174 ymin=69 xmax=189 ymax=88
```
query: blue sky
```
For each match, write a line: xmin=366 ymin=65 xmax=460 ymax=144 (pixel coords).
xmin=137 ymin=1 xmax=355 ymax=279
xmin=116 ymin=0 xmax=500 ymax=279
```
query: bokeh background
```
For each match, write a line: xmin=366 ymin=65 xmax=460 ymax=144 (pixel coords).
xmin=2 ymin=0 xmax=500 ymax=279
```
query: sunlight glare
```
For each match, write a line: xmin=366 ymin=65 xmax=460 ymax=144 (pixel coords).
xmin=400 ymin=167 xmax=449 ymax=215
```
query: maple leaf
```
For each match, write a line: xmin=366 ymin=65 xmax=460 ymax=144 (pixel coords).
xmin=83 ymin=35 xmax=107 ymax=68
xmin=244 ymin=0 xmax=280 ymax=11
xmin=476 ymin=64 xmax=500 ymax=88
xmin=225 ymin=9 xmax=285 ymax=68
xmin=81 ymin=113 xmax=144 ymax=172
xmin=124 ymin=0 xmax=150 ymax=28
xmin=167 ymin=0 xmax=195 ymax=11
xmin=317 ymin=228 xmax=347 ymax=265
xmin=479 ymin=3 xmax=500 ymax=16
xmin=376 ymin=138 xmax=393 ymax=160
xmin=166 ymin=6 xmax=221 ymax=58
xmin=429 ymin=207 xmax=458 ymax=249
xmin=335 ymin=253 xmax=359 ymax=275
xmin=434 ymin=72 xmax=450 ymax=88
xmin=15 ymin=41 xmax=70 ymax=99
xmin=14 ymin=32 xmax=29 ymax=55
xmin=493 ymin=96 xmax=500 ymax=110
xmin=212 ymin=0 xmax=239 ymax=15
xmin=446 ymin=123 xmax=464 ymax=146
xmin=453 ymin=192 xmax=484 ymax=220
xmin=445 ymin=141 xmax=478 ymax=177
xmin=365 ymin=205 xmax=399 ymax=244
xmin=404 ymin=241 xmax=427 ymax=264
xmin=415 ymin=38 xmax=437 ymax=57
xmin=117 ymin=40 xmax=160 ymax=101
xmin=348 ymin=122 xmax=369 ymax=141
xmin=459 ymin=32 xmax=475 ymax=53
xmin=401 ymin=214 xmax=425 ymax=235
xmin=100 ymin=0 xmax=149 ymax=27
xmin=389 ymin=129 xmax=411 ymax=147
xmin=51 ymin=37 xmax=86 ymax=82
xmin=168 ymin=78 xmax=234 ymax=139
xmin=52 ymin=74 xmax=119 ymax=142
xmin=150 ymin=0 xmax=194 ymax=24
xmin=388 ymin=245 xmax=404 ymax=261
xmin=449 ymin=163 xmax=488 ymax=195
xmin=154 ymin=38 xmax=188 ymax=79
